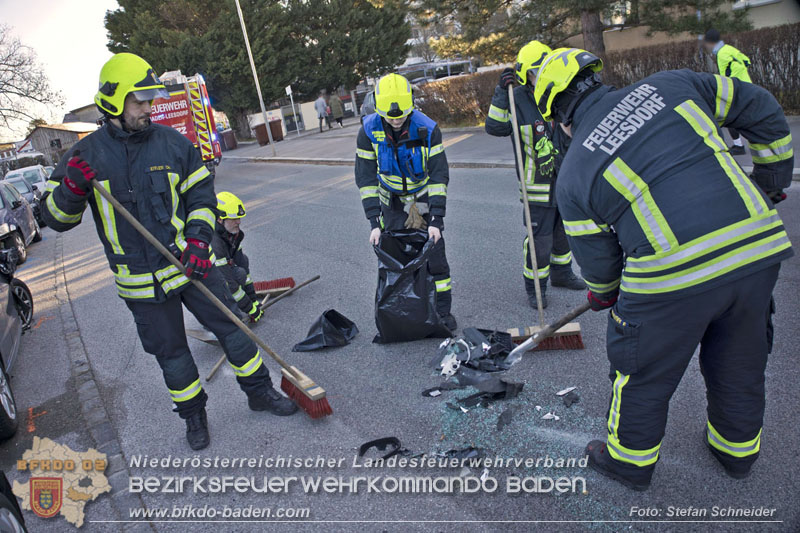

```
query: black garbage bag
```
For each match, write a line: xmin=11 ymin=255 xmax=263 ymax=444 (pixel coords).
xmin=292 ymin=309 xmax=359 ymax=351
xmin=373 ymin=229 xmax=452 ymax=344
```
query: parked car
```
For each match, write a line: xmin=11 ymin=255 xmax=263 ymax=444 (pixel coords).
xmin=3 ymin=165 xmax=48 ymax=195
xmin=0 ymin=183 xmax=41 ymax=265
xmin=0 ymin=470 xmax=27 ymax=532
xmin=2 ymin=178 xmax=43 ymax=228
xmin=0 ymin=247 xmax=34 ymax=443
xmin=43 ymin=165 xmax=55 ymax=177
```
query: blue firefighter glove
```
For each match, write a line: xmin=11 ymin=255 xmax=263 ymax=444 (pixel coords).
xmin=534 ymin=137 xmax=556 ymax=179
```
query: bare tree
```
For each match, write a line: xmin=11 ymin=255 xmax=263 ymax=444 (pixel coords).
xmin=0 ymin=25 xmax=63 ymax=135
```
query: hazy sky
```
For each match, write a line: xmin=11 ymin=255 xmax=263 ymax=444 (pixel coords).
xmin=0 ymin=0 xmax=119 ymax=140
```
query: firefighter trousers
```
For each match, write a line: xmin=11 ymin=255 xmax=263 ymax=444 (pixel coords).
xmin=604 ymin=264 xmax=779 ymax=473
xmin=126 ymin=268 xmax=273 ymax=419
xmin=523 ymin=204 xmax=572 ymax=295
xmin=380 ymin=194 xmax=452 ymax=317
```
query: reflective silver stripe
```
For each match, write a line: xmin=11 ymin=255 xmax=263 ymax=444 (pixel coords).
xmin=564 ymin=220 xmax=605 ymax=234
xmin=170 ymin=379 xmax=202 ymax=401
xmin=718 ymin=151 xmax=765 ymax=215
xmin=116 ymin=285 xmax=155 ymax=299
xmin=116 ymin=272 xmax=154 ymax=285
xmin=622 ymin=234 xmax=790 ymax=291
xmin=188 ymin=208 xmax=216 ymax=228
xmin=677 ymin=101 xmax=726 ymax=152
xmin=628 ymin=213 xmax=781 ymax=270
xmin=715 ymin=75 xmax=732 ymax=122
xmin=606 ymin=441 xmax=659 ymax=464
xmin=606 ymin=163 xmax=672 ymax=252
xmin=427 ymin=184 xmax=446 ymax=196
xmin=550 ymin=252 xmax=572 ymax=265
xmin=608 ymin=372 xmax=627 ymax=438
xmin=751 ymin=143 xmax=792 ymax=158
xmin=707 ymin=428 xmax=759 ymax=455
xmin=161 ymin=273 xmax=190 ymax=293
xmin=356 ymin=148 xmax=377 ymax=160
xmin=230 ymin=351 xmax=263 ymax=377
xmin=155 ymin=265 xmax=181 ymax=281
xmin=429 ymin=144 xmax=444 ymax=157
xmin=214 ymin=258 xmax=228 ymax=267
xmin=677 ymin=101 xmax=766 ymax=216
xmin=179 ymin=166 xmax=211 ymax=194
xmin=488 ymin=105 xmax=510 ymax=122
xmin=232 ymin=287 xmax=246 ymax=301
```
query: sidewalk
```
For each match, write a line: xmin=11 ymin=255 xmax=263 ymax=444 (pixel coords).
xmin=225 ymin=116 xmax=800 ymax=175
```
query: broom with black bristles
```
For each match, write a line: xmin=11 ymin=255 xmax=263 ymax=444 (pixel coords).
xmin=88 ymin=175 xmax=332 ymax=419
xmin=507 ymin=85 xmax=585 ymax=351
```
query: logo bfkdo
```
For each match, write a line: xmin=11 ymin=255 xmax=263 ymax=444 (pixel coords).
xmin=30 ymin=477 xmax=63 ymax=518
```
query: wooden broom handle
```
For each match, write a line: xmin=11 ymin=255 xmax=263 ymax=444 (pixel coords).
xmin=90 ymin=181 xmax=301 ymax=381
xmin=508 ymin=85 xmax=545 ymax=327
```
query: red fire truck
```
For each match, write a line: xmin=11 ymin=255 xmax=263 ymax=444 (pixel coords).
xmin=150 ymin=71 xmax=222 ymax=173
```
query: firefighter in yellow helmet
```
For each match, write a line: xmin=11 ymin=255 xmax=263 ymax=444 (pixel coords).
xmin=535 ymin=47 xmax=792 ymax=489
xmin=485 ymin=41 xmax=585 ymax=309
xmin=42 ymin=53 xmax=297 ymax=451
xmin=211 ymin=191 xmax=263 ymax=323
xmin=355 ymin=73 xmax=456 ymax=331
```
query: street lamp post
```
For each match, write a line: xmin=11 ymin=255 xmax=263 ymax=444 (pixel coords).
xmin=234 ymin=0 xmax=276 ymax=156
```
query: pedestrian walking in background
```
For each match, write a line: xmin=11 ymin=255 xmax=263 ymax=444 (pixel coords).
xmin=704 ymin=29 xmax=752 ymax=155
xmin=315 ymin=92 xmax=330 ymax=133
xmin=330 ymin=92 xmax=344 ymax=128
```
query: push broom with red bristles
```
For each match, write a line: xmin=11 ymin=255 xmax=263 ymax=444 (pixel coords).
xmin=506 ymin=85 xmax=586 ymax=352
xmin=88 ymin=176 xmax=332 ymax=419
xmin=253 ymin=277 xmax=296 ymax=292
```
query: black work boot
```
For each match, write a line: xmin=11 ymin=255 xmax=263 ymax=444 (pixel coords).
xmin=728 ymin=144 xmax=746 ymax=156
xmin=550 ymin=267 xmax=586 ymax=290
xmin=440 ymin=314 xmax=457 ymax=331
xmin=525 ymin=278 xmax=548 ymax=309
xmin=185 ymin=409 xmax=210 ymax=450
xmin=586 ymin=440 xmax=653 ymax=491
xmin=248 ymin=387 xmax=299 ymax=416
xmin=703 ymin=430 xmax=754 ymax=479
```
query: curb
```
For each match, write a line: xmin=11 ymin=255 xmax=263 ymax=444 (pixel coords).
xmin=54 ymin=233 xmax=152 ymax=532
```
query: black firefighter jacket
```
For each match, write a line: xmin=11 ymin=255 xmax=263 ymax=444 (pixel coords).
xmin=43 ymin=121 xmax=216 ymax=303
xmin=557 ymin=69 xmax=794 ymax=301
xmin=210 ymin=224 xmax=256 ymax=313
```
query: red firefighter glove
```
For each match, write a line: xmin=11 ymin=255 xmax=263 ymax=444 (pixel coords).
xmin=248 ymin=302 xmax=264 ymax=323
xmin=587 ymin=290 xmax=618 ymax=312
xmin=64 ymin=155 xmax=97 ymax=196
xmin=181 ymin=239 xmax=212 ymax=279
xmin=498 ymin=67 xmax=515 ymax=89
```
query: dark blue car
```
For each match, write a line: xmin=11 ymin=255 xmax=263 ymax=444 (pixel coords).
xmin=0 ymin=182 xmax=41 ymax=265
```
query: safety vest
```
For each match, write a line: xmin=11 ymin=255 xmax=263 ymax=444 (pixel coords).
xmin=362 ymin=112 xmax=438 ymax=196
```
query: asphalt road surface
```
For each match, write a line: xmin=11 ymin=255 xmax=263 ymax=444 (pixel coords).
xmin=2 ymin=147 xmax=799 ymax=532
